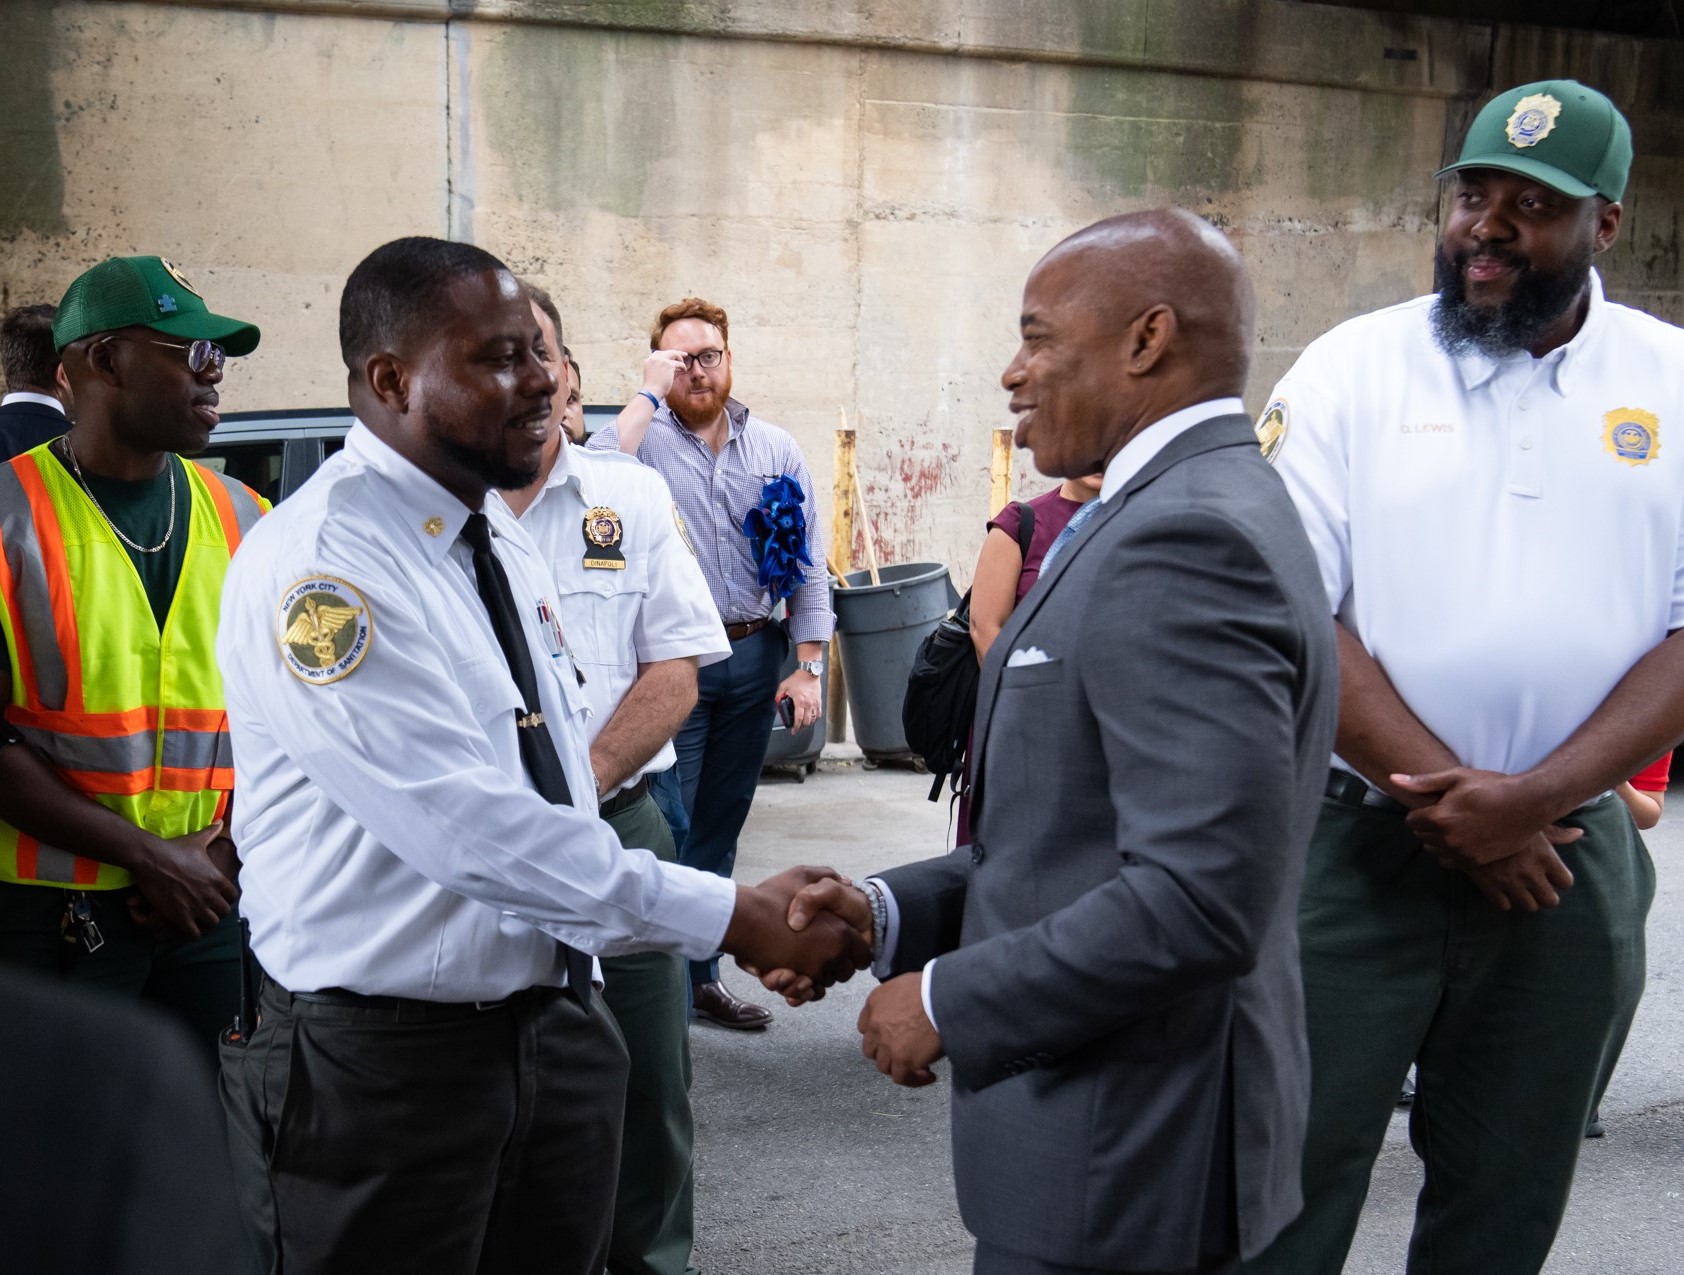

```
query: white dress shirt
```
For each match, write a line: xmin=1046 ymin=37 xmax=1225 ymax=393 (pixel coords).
xmin=1 ymin=391 xmax=66 ymax=413
xmin=218 ymin=423 xmax=737 ymax=1001
xmin=881 ymin=398 xmax=1246 ymax=1030
xmin=497 ymin=441 xmax=729 ymax=793
xmin=1265 ymin=270 xmax=1684 ymax=775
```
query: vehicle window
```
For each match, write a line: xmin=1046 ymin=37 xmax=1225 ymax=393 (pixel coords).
xmin=194 ymin=440 xmax=285 ymax=505
xmin=323 ymin=437 xmax=344 ymax=459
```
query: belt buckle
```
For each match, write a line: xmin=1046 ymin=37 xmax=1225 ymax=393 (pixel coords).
xmin=474 ymin=998 xmax=508 ymax=1011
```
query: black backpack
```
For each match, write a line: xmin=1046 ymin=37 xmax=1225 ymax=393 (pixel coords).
xmin=902 ymin=502 xmax=1035 ymax=802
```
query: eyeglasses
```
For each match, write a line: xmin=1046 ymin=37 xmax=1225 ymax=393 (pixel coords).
xmin=676 ymin=348 xmax=725 ymax=371
xmin=102 ymin=336 xmax=226 ymax=374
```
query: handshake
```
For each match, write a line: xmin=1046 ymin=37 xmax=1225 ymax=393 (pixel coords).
xmin=720 ymin=866 xmax=875 ymax=1000
xmin=719 ymin=867 xmax=947 ymax=1087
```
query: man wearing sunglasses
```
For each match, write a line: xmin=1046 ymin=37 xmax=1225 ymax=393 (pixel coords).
xmin=0 ymin=255 xmax=266 ymax=1065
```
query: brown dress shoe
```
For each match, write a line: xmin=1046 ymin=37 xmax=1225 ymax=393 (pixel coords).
xmin=692 ymin=979 xmax=773 ymax=1030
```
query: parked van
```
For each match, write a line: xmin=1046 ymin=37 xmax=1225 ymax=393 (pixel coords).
xmin=192 ymin=405 xmax=620 ymax=502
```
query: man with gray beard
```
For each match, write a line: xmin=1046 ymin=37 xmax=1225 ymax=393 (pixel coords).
xmin=1241 ymin=81 xmax=1684 ymax=1275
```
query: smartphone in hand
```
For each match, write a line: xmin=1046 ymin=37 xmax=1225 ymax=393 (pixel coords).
xmin=777 ymin=695 xmax=796 ymax=729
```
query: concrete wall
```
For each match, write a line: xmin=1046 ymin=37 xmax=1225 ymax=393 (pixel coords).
xmin=3 ymin=0 xmax=1681 ymax=578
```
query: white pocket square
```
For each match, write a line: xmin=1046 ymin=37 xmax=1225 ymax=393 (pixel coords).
xmin=1006 ymin=646 xmax=1053 ymax=668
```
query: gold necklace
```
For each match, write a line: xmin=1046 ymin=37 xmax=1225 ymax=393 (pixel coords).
xmin=61 ymin=436 xmax=177 ymax=555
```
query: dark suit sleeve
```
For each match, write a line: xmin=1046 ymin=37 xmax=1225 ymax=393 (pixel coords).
xmin=873 ymin=850 xmax=972 ymax=976
xmin=929 ymin=509 xmax=1306 ymax=1091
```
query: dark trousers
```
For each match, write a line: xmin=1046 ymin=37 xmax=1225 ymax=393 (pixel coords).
xmin=974 ymin=1242 xmax=1237 ymax=1274
xmin=0 ymin=880 xmax=241 ymax=1068
xmin=648 ymin=764 xmax=690 ymax=857
xmin=601 ymin=790 xmax=697 ymax=1275
xmin=673 ymin=622 xmax=783 ymax=986
xmin=221 ymin=977 xmax=630 ymax=1275
xmin=1241 ymin=794 xmax=1653 ymax=1275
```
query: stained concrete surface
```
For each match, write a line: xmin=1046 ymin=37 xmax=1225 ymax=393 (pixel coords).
xmin=687 ymin=758 xmax=1684 ymax=1273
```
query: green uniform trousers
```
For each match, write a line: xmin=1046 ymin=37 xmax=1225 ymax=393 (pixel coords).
xmin=0 ymin=880 xmax=240 ymax=1070
xmin=601 ymin=789 xmax=698 ymax=1275
xmin=1242 ymin=792 xmax=1653 ymax=1275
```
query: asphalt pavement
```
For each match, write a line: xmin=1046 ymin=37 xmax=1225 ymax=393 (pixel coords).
xmin=684 ymin=755 xmax=1684 ymax=1274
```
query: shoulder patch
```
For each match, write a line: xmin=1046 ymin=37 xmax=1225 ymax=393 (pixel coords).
xmin=673 ymin=503 xmax=697 ymax=556
xmin=1255 ymin=398 xmax=1288 ymax=466
xmin=277 ymin=576 xmax=372 ymax=684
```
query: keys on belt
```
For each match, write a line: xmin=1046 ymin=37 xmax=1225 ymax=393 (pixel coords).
xmin=60 ymin=892 xmax=104 ymax=954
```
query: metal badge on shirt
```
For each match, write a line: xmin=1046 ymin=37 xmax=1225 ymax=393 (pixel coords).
xmin=582 ymin=506 xmax=626 ymax=570
xmin=1604 ymin=408 xmax=1660 ymax=467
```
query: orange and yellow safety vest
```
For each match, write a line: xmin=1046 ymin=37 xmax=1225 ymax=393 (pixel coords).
xmin=0 ymin=442 xmax=265 ymax=889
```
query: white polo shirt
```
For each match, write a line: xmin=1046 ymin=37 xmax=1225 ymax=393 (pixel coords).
xmin=218 ymin=423 xmax=736 ymax=1001
xmin=497 ymin=441 xmax=729 ymax=795
xmin=1264 ymin=270 xmax=1684 ymax=776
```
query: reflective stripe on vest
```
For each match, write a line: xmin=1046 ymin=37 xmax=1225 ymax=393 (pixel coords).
xmin=0 ymin=445 xmax=264 ymax=888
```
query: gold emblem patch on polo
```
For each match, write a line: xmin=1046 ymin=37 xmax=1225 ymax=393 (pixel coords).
xmin=278 ymin=576 xmax=372 ymax=684
xmin=1506 ymin=94 xmax=1562 ymax=149
xmin=1255 ymin=398 xmax=1289 ymax=466
xmin=159 ymin=257 xmax=203 ymax=297
xmin=582 ymin=505 xmax=627 ymax=570
xmin=1603 ymin=408 xmax=1660 ymax=467
xmin=673 ymin=504 xmax=697 ymax=557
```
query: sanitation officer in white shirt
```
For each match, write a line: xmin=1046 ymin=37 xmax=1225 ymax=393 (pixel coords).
xmin=215 ymin=237 xmax=868 ymax=1274
xmin=501 ymin=283 xmax=729 ymax=1275
xmin=1242 ymin=81 xmax=1684 ymax=1275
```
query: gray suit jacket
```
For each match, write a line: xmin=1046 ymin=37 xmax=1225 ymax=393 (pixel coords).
xmin=877 ymin=414 xmax=1337 ymax=1271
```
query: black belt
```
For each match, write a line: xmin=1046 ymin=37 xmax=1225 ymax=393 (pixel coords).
xmin=599 ymin=774 xmax=650 ymax=818
xmin=274 ymin=979 xmax=553 ymax=1021
xmin=725 ymin=617 xmax=770 ymax=641
xmin=1324 ymin=768 xmax=1615 ymax=817
xmin=1324 ymin=769 xmax=1405 ymax=812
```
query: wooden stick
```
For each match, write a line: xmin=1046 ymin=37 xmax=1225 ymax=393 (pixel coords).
xmin=989 ymin=427 xmax=1015 ymax=517
xmin=853 ymin=474 xmax=881 ymax=586
xmin=828 ymin=413 xmax=857 ymax=742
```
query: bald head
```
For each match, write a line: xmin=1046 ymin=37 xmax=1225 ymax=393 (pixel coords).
xmin=1046 ymin=209 xmax=1254 ymax=388
xmin=1003 ymin=209 xmax=1255 ymax=478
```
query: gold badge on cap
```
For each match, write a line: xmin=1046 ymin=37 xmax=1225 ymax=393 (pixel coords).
xmin=159 ymin=257 xmax=202 ymax=297
xmin=1506 ymin=94 xmax=1562 ymax=149
xmin=1255 ymin=398 xmax=1289 ymax=466
xmin=583 ymin=506 xmax=627 ymax=570
xmin=1603 ymin=408 xmax=1661 ymax=467
xmin=277 ymin=576 xmax=372 ymax=684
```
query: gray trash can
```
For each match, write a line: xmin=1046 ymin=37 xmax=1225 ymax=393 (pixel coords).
xmin=762 ymin=577 xmax=836 ymax=778
xmin=834 ymin=562 xmax=953 ymax=761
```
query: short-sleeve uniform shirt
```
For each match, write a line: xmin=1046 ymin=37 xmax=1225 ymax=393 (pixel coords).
xmin=218 ymin=423 xmax=736 ymax=1001
xmin=1264 ymin=271 xmax=1684 ymax=775
xmin=497 ymin=442 xmax=729 ymax=794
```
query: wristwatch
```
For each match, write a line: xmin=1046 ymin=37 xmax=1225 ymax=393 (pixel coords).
xmin=796 ymin=658 xmax=825 ymax=677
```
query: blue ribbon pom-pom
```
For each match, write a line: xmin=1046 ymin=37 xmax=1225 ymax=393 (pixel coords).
xmin=741 ymin=474 xmax=813 ymax=603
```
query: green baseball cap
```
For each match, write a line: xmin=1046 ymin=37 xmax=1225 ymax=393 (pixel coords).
xmin=52 ymin=255 xmax=260 ymax=355
xmin=1436 ymin=79 xmax=1632 ymax=202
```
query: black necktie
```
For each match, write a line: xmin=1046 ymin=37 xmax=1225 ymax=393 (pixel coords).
xmin=461 ymin=511 xmax=594 ymax=1003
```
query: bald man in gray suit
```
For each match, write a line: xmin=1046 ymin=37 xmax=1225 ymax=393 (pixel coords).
xmin=766 ymin=211 xmax=1337 ymax=1274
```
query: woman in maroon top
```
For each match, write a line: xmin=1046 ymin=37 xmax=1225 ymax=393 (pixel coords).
xmin=969 ymin=474 xmax=1103 ymax=656
xmin=952 ymin=474 xmax=1102 ymax=843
